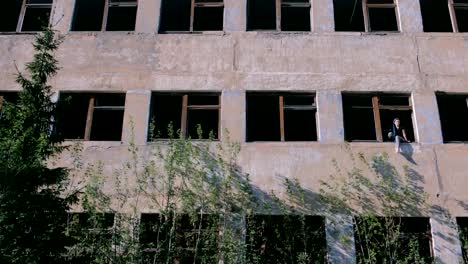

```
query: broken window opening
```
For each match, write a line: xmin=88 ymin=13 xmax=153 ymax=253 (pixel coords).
xmin=419 ymin=0 xmax=453 ymax=32
xmin=139 ymin=213 xmax=219 ymax=263
xmin=159 ymin=0 xmax=224 ymax=33
xmin=66 ymin=213 xmax=115 ymax=261
xmin=246 ymin=93 xmax=317 ymax=142
xmin=452 ymin=0 xmax=468 ymax=32
xmin=436 ymin=93 xmax=468 ymax=143
xmin=457 ymin=217 xmax=468 ymax=263
xmin=333 ymin=0 xmax=398 ymax=32
xmin=354 ymin=217 xmax=433 ymax=263
xmin=246 ymin=215 xmax=327 ymax=263
xmin=247 ymin=0 xmax=311 ymax=31
xmin=71 ymin=0 xmax=137 ymax=31
xmin=57 ymin=93 xmax=125 ymax=141
xmin=0 ymin=0 xmax=52 ymax=32
xmin=343 ymin=93 xmax=414 ymax=142
xmin=148 ymin=93 xmax=220 ymax=140
xmin=0 ymin=92 xmax=20 ymax=120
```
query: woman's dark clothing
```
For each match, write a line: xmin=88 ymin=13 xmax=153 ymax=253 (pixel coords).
xmin=394 ymin=125 xmax=404 ymax=138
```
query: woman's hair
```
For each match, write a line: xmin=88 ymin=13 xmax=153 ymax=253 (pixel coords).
xmin=393 ymin=118 xmax=400 ymax=124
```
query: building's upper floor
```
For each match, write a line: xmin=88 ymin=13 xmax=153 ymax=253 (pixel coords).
xmin=1 ymin=0 xmax=468 ymax=35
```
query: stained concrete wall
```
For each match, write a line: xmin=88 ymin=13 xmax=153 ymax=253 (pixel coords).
xmin=1 ymin=0 xmax=468 ymax=263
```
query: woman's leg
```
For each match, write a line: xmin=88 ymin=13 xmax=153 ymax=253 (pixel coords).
xmin=395 ymin=136 xmax=402 ymax=153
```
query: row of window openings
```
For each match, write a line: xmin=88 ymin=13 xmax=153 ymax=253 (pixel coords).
xmin=1 ymin=0 xmax=467 ymax=33
xmin=69 ymin=213 xmax=468 ymax=263
xmin=1 ymin=92 xmax=468 ymax=143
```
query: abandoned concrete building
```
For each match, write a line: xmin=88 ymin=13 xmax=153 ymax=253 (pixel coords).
xmin=1 ymin=0 xmax=468 ymax=263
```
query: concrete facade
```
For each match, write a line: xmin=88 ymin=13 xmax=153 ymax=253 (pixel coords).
xmin=1 ymin=0 xmax=468 ymax=263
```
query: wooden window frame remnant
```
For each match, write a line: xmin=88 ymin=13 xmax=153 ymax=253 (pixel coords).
xmin=60 ymin=93 xmax=126 ymax=141
xmin=363 ymin=0 xmax=400 ymax=32
xmin=279 ymin=94 xmax=317 ymax=141
xmin=13 ymin=0 xmax=53 ymax=33
xmin=181 ymin=93 xmax=221 ymax=139
xmin=72 ymin=0 xmax=138 ymax=31
xmin=449 ymin=0 xmax=468 ymax=32
xmin=344 ymin=93 xmax=413 ymax=142
xmin=277 ymin=0 xmax=311 ymax=32
xmin=191 ymin=0 xmax=224 ymax=32
xmin=149 ymin=93 xmax=221 ymax=140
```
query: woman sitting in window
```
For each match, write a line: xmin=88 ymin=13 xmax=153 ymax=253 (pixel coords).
xmin=388 ymin=118 xmax=410 ymax=153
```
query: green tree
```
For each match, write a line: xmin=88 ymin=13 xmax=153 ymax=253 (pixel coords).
xmin=0 ymin=27 xmax=75 ymax=263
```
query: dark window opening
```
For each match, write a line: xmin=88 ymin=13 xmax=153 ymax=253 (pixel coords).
xmin=354 ymin=217 xmax=433 ymax=263
xmin=281 ymin=1 xmax=311 ymax=31
xmin=160 ymin=0 xmax=224 ymax=32
xmin=106 ymin=0 xmax=138 ymax=31
xmin=140 ymin=213 xmax=219 ymax=263
xmin=21 ymin=0 xmax=53 ymax=32
xmin=247 ymin=0 xmax=276 ymax=30
xmin=333 ymin=0 xmax=365 ymax=31
xmin=58 ymin=93 xmax=125 ymax=141
xmin=246 ymin=215 xmax=327 ymax=264
xmin=419 ymin=0 xmax=453 ymax=32
xmin=457 ymin=217 xmax=468 ymax=263
xmin=71 ymin=0 xmax=137 ymax=32
xmin=436 ymin=93 xmax=468 ymax=143
xmin=454 ymin=2 xmax=468 ymax=32
xmin=0 ymin=0 xmax=23 ymax=32
xmin=248 ymin=0 xmax=311 ymax=31
xmin=343 ymin=93 xmax=414 ymax=142
xmin=0 ymin=92 xmax=20 ymax=120
xmin=66 ymin=213 xmax=115 ymax=261
xmin=368 ymin=6 xmax=398 ymax=31
xmin=247 ymin=93 xmax=317 ymax=142
xmin=71 ymin=0 xmax=106 ymax=31
xmin=149 ymin=93 xmax=220 ymax=140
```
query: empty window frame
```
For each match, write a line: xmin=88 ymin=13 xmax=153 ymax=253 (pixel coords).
xmin=0 ymin=0 xmax=52 ymax=32
xmin=71 ymin=0 xmax=138 ymax=31
xmin=333 ymin=0 xmax=399 ymax=32
xmin=66 ymin=213 xmax=115 ymax=261
xmin=436 ymin=93 xmax=468 ymax=143
xmin=342 ymin=93 xmax=414 ymax=142
xmin=139 ymin=213 xmax=219 ymax=263
xmin=246 ymin=93 xmax=317 ymax=142
xmin=354 ymin=217 xmax=433 ymax=263
xmin=247 ymin=0 xmax=311 ymax=31
xmin=457 ymin=217 xmax=468 ymax=263
xmin=149 ymin=93 xmax=220 ymax=140
xmin=246 ymin=215 xmax=327 ymax=263
xmin=58 ymin=93 xmax=126 ymax=141
xmin=159 ymin=0 xmax=224 ymax=32
xmin=420 ymin=0 xmax=468 ymax=32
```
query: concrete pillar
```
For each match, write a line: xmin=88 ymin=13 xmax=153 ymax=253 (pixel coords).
xmin=220 ymin=91 xmax=245 ymax=143
xmin=411 ymin=92 xmax=444 ymax=144
xmin=316 ymin=90 xmax=344 ymax=144
xmin=398 ymin=0 xmax=423 ymax=33
xmin=430 ymin=216 xmax=464 ymax=263
xmin=135 ymin=0 xmax=161 ymax=33
xmin=313 ymin=0 xmax=335 ymax=32
xmin=122 ymin=90 xmax=152 ymax=145
xmin=224 ymin=0 xmax=247 ymax=32
xmin=326 ymin=215 xmax=356 ymax=264
xmin=51 ymin=0 xmax=75 ymax=33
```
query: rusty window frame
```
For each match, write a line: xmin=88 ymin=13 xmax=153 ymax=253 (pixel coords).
xmin=149 ymin=93 xmax=221 ymax=140
xmin=277 ymin=0 xmax=311 ymax=32
xmin=13 ymin=0 xmax=53 ymax=33
xmin=448 ymin=0 xmax=468 ymax=32
xmin=72 ymin=0 xmax=138 ymax=32
xmin=181 ymin=94 xmax=221 ymax=139
xmin=344 ymin=93 xmax=412 ymax=142
xmin=160 ymin=0 xmax=224 ymax=33
xmin=363 ymin=0 xmax=399 ymax=32
xmin=248 ymin=0 xmax=311 ymax=32
xmin=102 ymin=0 xmax=138 ymax=31
xmin=60 ymin=93 xmax=125 ymax=141
xmin=279 ymin=93 xmax=317 ymax=141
